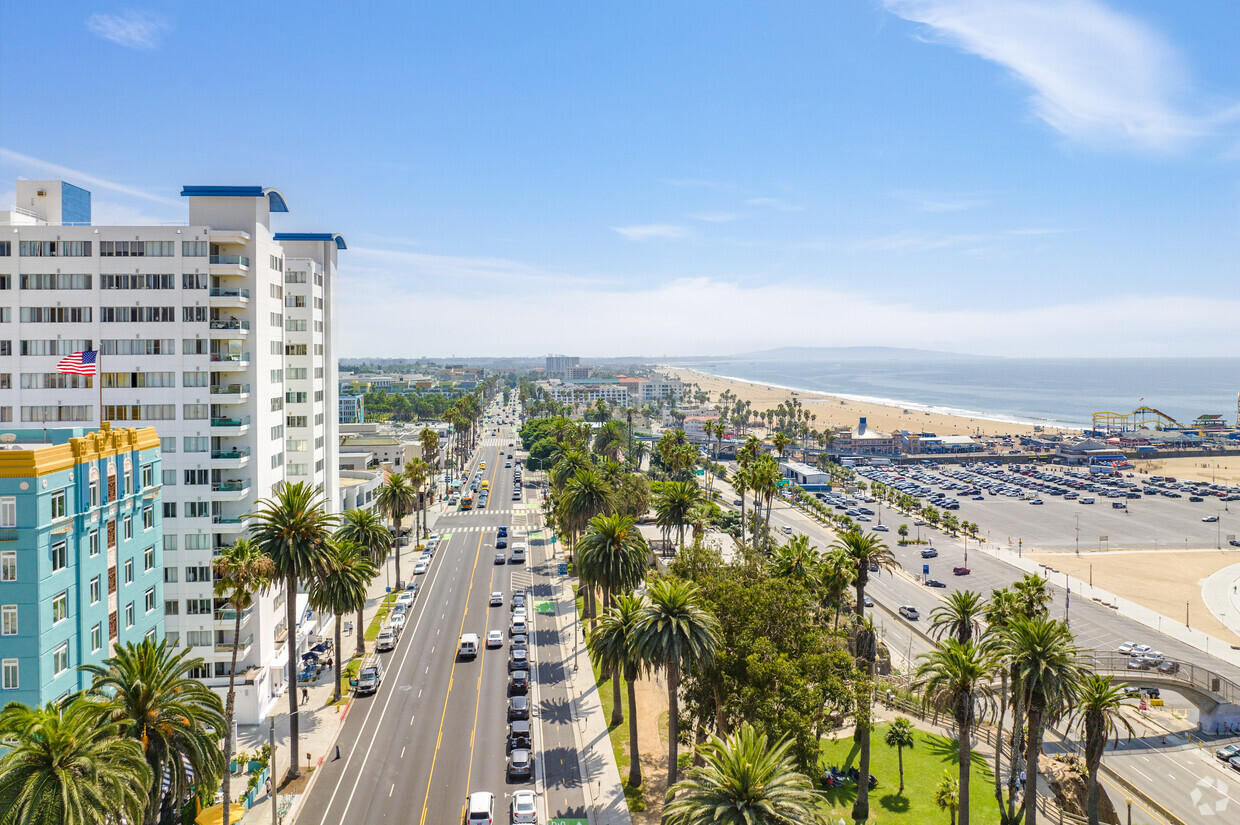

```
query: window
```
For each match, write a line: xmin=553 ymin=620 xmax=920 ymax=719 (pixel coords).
xmin=89 ymin=531 xmax=99 ymax=557
xmin=51 ymin=541 xmax=67 ymax=572
xmin=100 ymin=273 xmax=175 ymax=290
xmin=285 ymin=343 xmax=307 ymax=355
xmin=270 ymin=255 xmax=283 ymax=272
xmin=91 ymin=624 xmax=102 ymax=652
xmin=183 ymin=371 xmax=209 ymax=387
xmin=164 ymin=600 xmax=179 ymax=615
xmin=184 ymin=470 xmax=208 ymax=486
xmin=184 ymin=501 xmax=208 ymax=518
xmin=101 ymin=338 xmax=176 ymax=354
xmin=89 ymin=480 xmax=99 ymax=507
xmin=270 ymin=312 xmax=283 ymax=328
xmin=270 ymin=397 xmax=283 ymax=412
xmin=1 ymin=660 xmax=16 ymax=689
xmin=144 ymin=544 xmax=154 ymax=570
xmin=183 ymin=241 xmax=208 ymax=256
xmin=271 ymin=452 xmax=284 ymax=469
xmin=123 ymin=465 xmax=132 ymax=494
xmin=288 ymin=463 xmax=308 ymax=477
xmin=314 ymin=390 xmax=323 ymax=402
xmin=101 ymin=306 xmax=175 ymax=323
xmin=123 ymin=517 xmax=133 ymax=541
xmin=90 ymin=576 xmax=101 ymax=604
xmin=145 ymin=587 xmax=156 ymax=612
xmin=285 ymin=319 xmax=307 ymax=332
xmin=163 ymin=535 xmax=177 ymax=552
xmin=186 ymin=599 xmax=211 ymax=615
xmin=143 ymin=506 xmax=154 ymax=530
xmin=50 ymin=490 xmax=66 ymax=520
xmin=0 ymin=242 xmax=9 ymax=257
xmin=183 ymin=436 xmax=209 ymax=452
xmin=182 ymin=339 xmax=208 ymax=355
xmin=184 ymin=565 xmax=212 ymax=583
xmin=19 ymin=373 xmax=92 ymax=390
xmin=285 ymin=295 xmax=307 ymax=308
xmin=20 ymin=273 xmax=92 ymax=290
xmin=0 ymin=497 xmax=14 ymax=527
xmin=270 ymin=369 xmax=283 ymax=383
xmin=103 ymin=405 xmax=175 ymax=421
xmin=102 ymin=371 xmax=176 ymax=388
xmin=270 ymin=283 xmax=283 ymax=299
xmin=163 ymin=502 xmax=177 ymax=518
xmin=142 ymin=464 xmax=154 ymax=488
xmin=186 ymin=630 xmax=212 ymax=646
xmin=20 ymin=339 xmax=91 ymax=356
xmin=183 ymin=404 xmax=208 ymax=420
xmin=184 ymin=534 xmax=209 ymax=551
xmin=182 ymin=306 xmax=208 ymax=323
xmin=287 ymin=415 xmax=308 ymax=428
xmin=20 ymin=306 xmax=93 ymax=323
xmin=52 ymin=592 xmax=67 ymax=623
xmin=286 ymin=270 xmax=307 ymax=284
xmin=163 ymin=566 xmax=178 ymax=583
xmin=165 ymin=631 xmax=180 ymax=647
xmin=0 ymin=342 xmax=9 ymax=356
xmin=270 ymin=424 xmax=283 ymax=440
xmin=160 ymin=437 xmax=176 ymax=453
xmin=21 ymin=240 xmax=91 ymax=257
xmin=53 ymin=643 xmax=69 ymax=675
xmin=162 ymin=470 xmax=177 ymax=486
xmin=286 ymin=439 xmax=308 ymax=453
xmin=125 ymin=602 xmax=134 ymax=628
xmin=22 ymin=405 xmax=93 ymax=423
xmin=0 ymin=551 xmax=14 ymax=582
xmin=286 ymin=391 xmax=308 ymax=404
xmin=1 ymin=605 xmax=16 ymax=636
xmin=287 ymin=367 xmax=307 ymax=380
xmin=182 ymin=272 xmax=208 ymax=289
xmin=124 ymin=558 xmax=134 ymax=584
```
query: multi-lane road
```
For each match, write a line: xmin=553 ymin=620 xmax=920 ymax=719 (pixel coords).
xmin=300 ymin=408 xmax=585 ymax=825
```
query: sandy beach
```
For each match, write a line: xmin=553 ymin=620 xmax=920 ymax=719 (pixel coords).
xmin=1133 ymin=456 xmax=1240 ymax=486
xmin=670 ymin=368 xmax=1062 ymax=438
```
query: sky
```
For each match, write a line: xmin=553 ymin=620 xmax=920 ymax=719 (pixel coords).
xmin=3 ymin=0 xmax=1240 ymax=359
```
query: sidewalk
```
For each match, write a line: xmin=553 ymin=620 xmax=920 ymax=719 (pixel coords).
xmin=237 ymin=496 xmax=451 ymax=824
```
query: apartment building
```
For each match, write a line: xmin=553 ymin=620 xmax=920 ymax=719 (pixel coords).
xmin=0 ymin=179 xmax=343 ymax=722
xmin=0 ymin=425 xmax=163 ymax=707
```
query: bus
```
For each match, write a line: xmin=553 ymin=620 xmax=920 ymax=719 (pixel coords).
xmin=460 ymin=493 xmax=474 ymax=511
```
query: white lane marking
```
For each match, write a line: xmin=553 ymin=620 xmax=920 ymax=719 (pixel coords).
xmin=389 ymin=784 xmax=394 ymax=797
xmin=401 ymin=746 xmax=406 ymax=759
xmin=410 ymin=714 xmax=415 ymax=725
xmin=430 ymin=646 xmax=435 ymax=654
xmin=425 ymin=666 xmax=429 ymax=674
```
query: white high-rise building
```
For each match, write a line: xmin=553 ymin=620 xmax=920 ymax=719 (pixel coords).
xmin=0 ymin=180 xmax=343 ymax=722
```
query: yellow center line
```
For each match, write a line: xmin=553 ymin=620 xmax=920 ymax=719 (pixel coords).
xmin=417 ymin=447 xmax=500 ymax=825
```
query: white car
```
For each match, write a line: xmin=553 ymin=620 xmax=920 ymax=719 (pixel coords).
xmin=395 ymin=592 xmax=415 ymax=609
xmin=487 ymin=630 xmax=504 ymax=648
xmin=413 ymin=560 xmax=429 ymax=575
xmin=872 ymin=524 xmax=889 ymax=532
xmin=388 ymin=612 xmax=406 ymax=632
xmin=1131 ymin=644 xmax=1152 ymax=657
xmin=490 ymin=591 xmax=504 ymax=607
xmin=513 ymin=607 xmax=527 ymax=622
xmin=376 ymin=629 xmax=397 ymax=652
xmin=510 ymin=617 xmax=528 ymax=636
xmin=510 ymin=789 xmax=537 ymax=824
xmin=1117 ymin=641 xmax=1136 ymax=654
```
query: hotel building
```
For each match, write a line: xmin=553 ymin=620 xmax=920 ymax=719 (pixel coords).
xmin=0 ymin=179 xmax=343 ymax=722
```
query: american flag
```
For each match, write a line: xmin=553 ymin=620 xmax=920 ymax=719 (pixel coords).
xmin=57 ymin=350 xmax=97 ymax=375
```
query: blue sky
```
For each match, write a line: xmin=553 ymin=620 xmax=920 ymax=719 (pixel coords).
xmin=4 ymin=1 xmax=1240 ymax=358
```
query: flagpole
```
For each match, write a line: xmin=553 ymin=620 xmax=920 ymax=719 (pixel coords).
xmin=98 ymin=353 xmax=103 ymax=429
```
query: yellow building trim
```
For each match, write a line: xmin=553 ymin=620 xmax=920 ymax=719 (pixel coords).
xmin=0 ymin=425 xmax=161 ymax=478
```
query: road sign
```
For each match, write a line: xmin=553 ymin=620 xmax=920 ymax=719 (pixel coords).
xmin=536 ymin=601 xmax=555 ymax=615
xmin=1099 ymin=535 xmax=1108 ymax=542
xmin=923 ymin=564 xmax=929 ymax=576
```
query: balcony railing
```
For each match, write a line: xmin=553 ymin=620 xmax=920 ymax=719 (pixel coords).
xmin=211 ymin=449 xmax=251 ymax=460
xmin=215 ymin=633 xmax=253 ymax=653
xmin=209 ymin=287 xmax=250 ymax=299
xmin=211 ymin=515 xmax=250 ymax=525
xmin=0 ymin=529 xmax=17 ymax=542
xmin=210 ymin=416 xmax=251 ymax=428
xmin=210 ymin=384 xmax=251 ymax=395
xmin=210 ymin=320 xmax=251 ymax=331
xmin=212 ymin=480 xmax=250 ymax=492
xmin=210 ymin=255 xmax=250 ymax=267
xmin=209 ymin=352 xmax=251 ymax=363
xmin=214 ymin=606 xmax=253 ymax=623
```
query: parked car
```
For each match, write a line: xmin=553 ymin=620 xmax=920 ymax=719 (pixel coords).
xmin=508 ymin=695 xmax=530 ymax=721
xmin=926 ymin=578 xmax=947 ymax=588
xmin=873 ymin=524 xmax=889 ymax=532
xmin=952 ymin=566 xmax=970 ymax=576
xmin=1216 ymin=744 xmax=1240 ymax=761
xmin=1157 ymin=660 xmax=1180 ymax=675
xmin=508 ymin=748 xmax=534 ymax=781
xmin=510 ymin=789 xmax=538 ymax=824
xmin=508 ymin=720 xmax=532 ymax=751
xmin=508 ymin=669 xmax=529 ymax=695
xmin=495 ymin=552 xmax=507 ymax=565
xmin=1117 ymin=641 xmax=1136 ymax=654
xmin=920 ymin=548 xmax=938 ymax=558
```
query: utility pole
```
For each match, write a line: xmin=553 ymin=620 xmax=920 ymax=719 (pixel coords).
xmin=270 ymin=718 xmax=278 ymax=825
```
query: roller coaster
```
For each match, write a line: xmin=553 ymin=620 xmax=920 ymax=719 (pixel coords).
xmin=1091 ymin=407 xmax=1185 ymax=435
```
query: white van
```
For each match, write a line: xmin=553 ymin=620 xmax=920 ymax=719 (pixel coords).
xmin=509 ymin=543 xmax=527 ymax=564
xmin=376 ymin=628 xmax=397 ymax=652
xmin=458 ymin=633 xmax=479 ymax=659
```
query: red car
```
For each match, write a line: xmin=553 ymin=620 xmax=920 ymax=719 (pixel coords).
xmin=953 ymin=566 xmax=971 ymax=576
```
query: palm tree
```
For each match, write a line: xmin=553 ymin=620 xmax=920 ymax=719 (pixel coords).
xmin=663 ymin=722 xmax=827 ymax=825
xmin=336 ymin=508 xmax=392 ymax=656
xmin=653 ymin=480 xmax=702 ymax=552
xmin=1012 ymin=574 xmax=1051 ymax=618
xmin=731 ymin=464 xmax=751 ymax=548
xmin=577 ymin=513 xmax=650 ymax=617
xmin=374 ymin=473 xmax=416 ymax=587
xmin=1066 ymin=676 xmax=1135 ymax=825
xmin=916 ymin=640 xmax=997 ymax=825
xmin=982 ymin=587 xmax=1020 ymax=816
xmin=212 ymin=538 xmax=275 ymax=820
xmin=560 ymin=468 xmax=616 ymax=544
xmin=771 ymin=534 xmax=821 ymax=583
xmin=587 ymin=594 xmax=648 ymax=787
xmin=248 ymin=480 xmax=338 ymax=779
xmin=1006 ymin=615 xmax=1083 ymax=825
xmin=833 ymin=529 xmax=898 ymax=824
xmin=0 ymin=697 xmax=152 ymax=825
xmin=748 ymin=454 xmax=781 ymax=550
xmin=770 ymin=430 xmax=792 ymax=460
xmin=930 ymin=590 xmax=986 ymax=644
xmin=817 ymin=546 xmax=855 ymax=629
xmin=309 ymin=539 xmax=378 ymax=701
xmin=404 ymin=457 xmax=430 ymax=540
xmin=79 ymin=639 xmax=226 ymax=824
xmin=934 ymin=773 xmax=961 ymax=825
xmin=884 ymin=717 xmax=916 ymax=794
xmin=634 ymin=577 xmax=721 ymax=790
xmin=897 ymin=523 xmax=909 ymax=544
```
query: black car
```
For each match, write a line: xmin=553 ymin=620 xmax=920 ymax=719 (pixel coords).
xmin=508 ymin=748 xmax=534 ymax=781
xmin=509 ymin=648 xmax=529 ymax=672
xmin=508 ymin=695 xmax=530 ymax=721
xmin=508 ymin=719 xmax=532 ymax=751
xmin=510 ymin=634 xmax=528 ymax=649
xmin=511 ymin=593 xmax=527 ymax=612
xmin=927 ymin=578 xmax=947 ymax=588
xmin=508 ymin=670 xmax=529 ymax=695
xmin=497 ymin=537 xmax=508 ymax=549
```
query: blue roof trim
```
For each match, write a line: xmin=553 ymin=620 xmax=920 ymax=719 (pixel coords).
xmin=180 ymin=186 xmax=289 ymax=213
xmin=273 ymin=232 xmax=347 ymax=250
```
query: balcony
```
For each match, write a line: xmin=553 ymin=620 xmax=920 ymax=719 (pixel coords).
xmin=211 ymin=448 xmax=251 ymax=469
xmin=214 ymin=605 xmax=253 ymax=628
xmin=0 ymin=529 xmax=17 ymax=542
xmin=209 ymin=320 xmax=250 ymax=340
xmin=215 ymin=633 xmax=253 ymax=655
xmin=210 ymin=416 xmax=251 ymax=436
xmin=212 ymin=479 xmax=251 ymax=500
xmin=208 ymin=228 xmax=251 ymax=245
xmin=209 ymin=287 xmax=250 ymax=308
xmin=211 ymin=515 xmax=253 ymax=534
xmin=210 ymin=383 xmax=251 ymax=403
xmin=209 ymin=352 xmax=251 ymax=371
xmin=209 ymin=255 xmax=250 ymax=267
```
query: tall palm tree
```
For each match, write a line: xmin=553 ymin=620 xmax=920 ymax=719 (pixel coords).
xmin=730 ymin=464 xmax=751 ymax=548
xmin=403 ymin=457 xmax=430 ymax=541
xmin=1012 ymin=574 xmax=1051 ymax=618
xmin=248 ymin=480 xmax=338 ymax=779
xmin=309 ymin=539 xmax=378 ymax=701
xmin=79 ymin=639 xmax=226 ymax=824
xmin=770 ymin=430 xmax=792 ymax=460
xmin=748 ymin=454 xmax=781 ymax=549
xmin=916 ymin=640 xmax=997 ymax=825
xmin=1006 ymin=615 xmax=1083 ymax=825
xmin=884 ymin=717 xmax=916 ymax=794
xmin=337 ymin=508 xmax=392 ymax=656
xmin=0 ymin=697 xmax=152 ymax=825
xmin=212 ymin=538 xmax=275 ymax=820
xmin=549 ymin=447 xmax=591 ymax=491
xmin=587 ymin=594 xmax=648 ymax=787
xmin=374 ymin=473 xmax=416 ymax=588
xmin=559 ymin=468 xmax=616 ymax=543
xmin=663 ymin=722 xmax=827 ymax=825
xmin=817 ymin=546 xmax=855 ymax=629
xmin=634 ymin=577 xmax=721 ymax=791
xmin=833 ymin=529 xmax=899 ymax=824
xmin=930 ymin=590 xmax=986 ymax=644
xmin=653 ymin=480 xmax=702 ymax=552
xmin=1065 ymin=676 xmax=1135 ymax=825
xmin=771 ymin=534 xmax=821 ymax=583
xmin=576 ymin=513 xmax=650 ymax=618
xmin=982 ymin=586 xmax=1019 ymax=816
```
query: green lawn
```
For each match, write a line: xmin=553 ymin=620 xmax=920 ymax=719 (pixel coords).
xmin=818 ymin=722 xmax=999 ymax=824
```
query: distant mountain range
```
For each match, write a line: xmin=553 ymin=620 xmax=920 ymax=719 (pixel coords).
xmin=714 ymin=346 xmax=995 ymax=362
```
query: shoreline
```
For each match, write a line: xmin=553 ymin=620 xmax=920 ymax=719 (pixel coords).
xmin=667 ymin=367 xmax=1070 ymax=438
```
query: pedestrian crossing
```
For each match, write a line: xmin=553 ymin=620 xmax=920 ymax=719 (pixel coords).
xmin=438 ymin=524 xmax=533 ymax=534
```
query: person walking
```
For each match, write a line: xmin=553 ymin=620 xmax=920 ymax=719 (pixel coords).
xmin=302 ymin=686 xmax=310 ymax=706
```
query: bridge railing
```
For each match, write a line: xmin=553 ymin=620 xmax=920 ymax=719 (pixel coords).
xmin=1080 ymin=650 xmax=1240 ymax=705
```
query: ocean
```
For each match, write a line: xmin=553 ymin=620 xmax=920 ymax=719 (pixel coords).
xmin=679 ymin=357 xmax=1240 ymax=430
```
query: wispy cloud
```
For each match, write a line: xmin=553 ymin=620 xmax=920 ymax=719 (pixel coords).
xmin=894 ymin=190 xmax=986 ymax=213
xmin=612 ymin=224 xmax=692 ymax=241
xmin=86 ymin=10 xmax=171 ymax=50
xmin=687 ymin=211 xmax=741 ymax=223
xmin=881 ymin=0 xmax=1233 ymax=151
xmin=746 ymin=197 xmax=804 ymax=212
xmin=0 ymin=149 xmax=181 ymax=206
xmin=346 ymin=245 xmax=605 ymax=291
